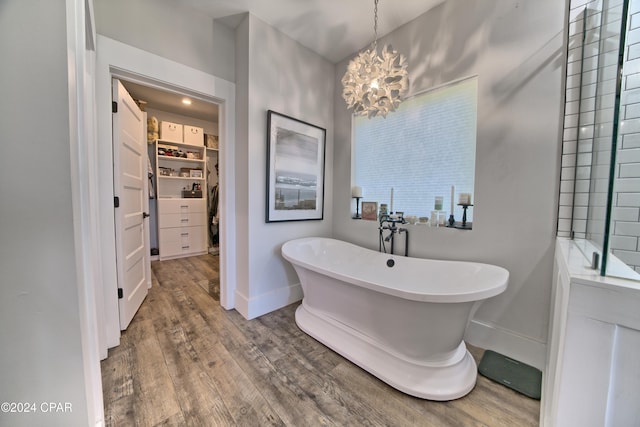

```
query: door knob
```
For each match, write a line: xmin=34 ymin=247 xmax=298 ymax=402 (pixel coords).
xmin=143 ymin=212 xmax=150 ymax=219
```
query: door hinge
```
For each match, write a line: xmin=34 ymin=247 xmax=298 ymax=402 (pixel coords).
xmin=112 ymin=101 xmax=118 ymax=113
xmin=114 ymin=196 xmax=120 ymax=208
xmin=118 ymin=288 xmax=123 ymax=299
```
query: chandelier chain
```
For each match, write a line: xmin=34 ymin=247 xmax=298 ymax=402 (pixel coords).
xmin=373 ymin=0 xmax=379 ymax=50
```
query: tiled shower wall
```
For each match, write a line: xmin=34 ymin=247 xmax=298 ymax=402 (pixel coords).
xmin=560 ymin=0 xmax=640 ymax=273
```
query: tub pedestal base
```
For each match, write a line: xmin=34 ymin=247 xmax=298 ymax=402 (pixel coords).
xmin=296 ymin=303 xmax=478 ymax=401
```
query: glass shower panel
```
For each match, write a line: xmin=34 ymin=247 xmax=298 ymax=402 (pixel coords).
xmin=605 ymin=0 xmax=640 ymax=279
xmin=569 ymin=2 xmax=622 ymax=259
xmin=565 ymin=0 xmax=640 ymax=281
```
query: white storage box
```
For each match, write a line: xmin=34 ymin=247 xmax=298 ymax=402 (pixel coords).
xmin=184 ymin=125 xmax=204 ymax=146
xmin=160 ymin=121 xmax=183 ymax=143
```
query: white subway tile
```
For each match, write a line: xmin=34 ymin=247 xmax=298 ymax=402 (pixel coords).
xmin=626 ymin=27 xmax=640 ymax=45
xmin=624 ymin=102 xmax=640 ymax=119
xmin=610 ymin=235 xmax=639 ymax=250
xmin=562 ymin=166 xmax=577 ymax=180
xmin=566 ymin=74 xmax=582 ymax=89
xmin=575 ymin=192 xmax=591 ymax=206
xmin=620 ymin=118 xmax=640 ymax=134
xmin=615 ymin=177 xmax=640 ymax=191
xmin=565 ymin=113 xmax=579 ymax=128
xmin=622 ymin=132 xmax=640 ymax=148
xmin=565 ymin=99 xmax=580 ymax=115
xmin=618 ymin=192 xmax=640 ymax=206
xmin=577 ymin=152 xmax=593 ymax=166
xmin=560 ymin=192 xmax=575 ymax=206
xmin=559 ymin=205 xmax=574 ymax=219
xmin=560 ymin=181 xmax=576 ymax=196
xmin=612 ymin=207 xmax=640 ymax=221
xmin=574 ymin=206 xmax=589 ymax=219
xmin=576 ymin=179 xmax=592 ymax=193
xmin=564 ymin=127 xmax=579 ymax=141
xmin=577 ymin=165 xmax=593 ymax=180
xmin=619 ymin=162 xmax=640 ymax=177
xmin=564 ymin=139 xmax=578 ymax=154
xmin=625 ymin=73 xmax=640 ymax=90
xmin=616 ymin=147 xmax=640 ymax=163
xmin=611 ymin=248 xmax=640 ymax=267
xmin=574 ymin=219 xmax=588 ymax=233
xmin=563 ymin=152 xmax=577 ymax=167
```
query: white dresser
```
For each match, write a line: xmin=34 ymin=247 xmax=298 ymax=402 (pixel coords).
xmin=157 ymin=199 xmax=207 ymax=260
xmin=155 ymin=139 xmax=207 ymax=260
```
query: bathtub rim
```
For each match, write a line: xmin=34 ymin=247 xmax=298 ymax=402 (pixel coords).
xmin=282 ymin=237 xmax=509 ymax=303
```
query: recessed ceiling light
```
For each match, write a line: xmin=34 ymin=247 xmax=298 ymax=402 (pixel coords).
xmin=182 ymin=98 xmax=192 ymax=105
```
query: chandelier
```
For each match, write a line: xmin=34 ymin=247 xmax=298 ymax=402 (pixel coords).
xmin=341 ymin=0 xmax=409 ymax=118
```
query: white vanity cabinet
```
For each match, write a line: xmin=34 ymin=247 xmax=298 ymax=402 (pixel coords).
xmin=155 ymin=140 xmax=207 ymax=260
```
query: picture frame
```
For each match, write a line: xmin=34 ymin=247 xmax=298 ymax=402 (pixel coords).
xmin=266 ymin=110 xmax=326 ymax=222
xmin=189 ymin=169 xmax=203 ymax=178
xmin=361 ymin=201 xmax=378 ymax=221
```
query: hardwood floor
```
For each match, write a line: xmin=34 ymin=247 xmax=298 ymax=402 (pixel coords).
xmin=101 ymin=254 xmax=540 ymax=426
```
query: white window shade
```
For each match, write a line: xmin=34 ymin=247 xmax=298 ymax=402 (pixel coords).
xmin=354 ymin=77 xmax=478 ymax=220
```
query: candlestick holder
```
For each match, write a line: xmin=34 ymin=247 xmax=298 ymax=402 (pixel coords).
xmin=456 ymin=204 xmax=473 ymax=230
xmin=352 ymin=196 xmax=362 ymax=219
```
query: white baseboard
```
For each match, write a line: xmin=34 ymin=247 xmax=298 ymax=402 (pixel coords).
xmin=465 ymin=319 xmax=547 ymax=371
xmin=235 ymin=282 xmax=303 ymax=320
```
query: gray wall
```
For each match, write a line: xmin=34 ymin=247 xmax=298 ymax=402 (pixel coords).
xmin=234 ymin=14 xmax=335 ymax=318
xmin=94 ymin=0 xmax=236 ymax=82
xmin=333 ymin=0 xmax=567 ymax=367
xmin=0 ymin=1 xmax=89 ymax=425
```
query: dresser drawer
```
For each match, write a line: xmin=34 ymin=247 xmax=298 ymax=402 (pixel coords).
xmin=158 ymin=198 xmax=205 ymax=214
xmin=159 ymin=226 xmax=207 ymax=259
xmin=158 ymin=211 xmax=206 ymax=229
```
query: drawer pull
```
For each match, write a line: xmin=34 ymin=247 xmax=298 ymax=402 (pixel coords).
xmin=181 ymin=219 xmax=189 ymax=222
xmin=180 ymin=205 xmax=189 ymax=208
xmin=181 ymin=233 xmax=189 ymax=236
xmin=182 ymin=246 xmax=190 ymax=249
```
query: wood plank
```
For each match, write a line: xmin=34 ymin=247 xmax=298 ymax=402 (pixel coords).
xmin=160 ymin=278 xmax=285 ymax=426
xmin=102 ymin=254 xmax=540 ymax=426
xmin=148 ymin=284 xmax=236 ymax=426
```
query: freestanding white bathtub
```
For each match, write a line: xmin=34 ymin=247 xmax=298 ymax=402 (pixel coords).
xmin=281 ymin=237 xmax=509 ymax=400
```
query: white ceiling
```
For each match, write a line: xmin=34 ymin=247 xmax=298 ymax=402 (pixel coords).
xmin=187 ymin=0 xmax=445 ymax=63
xmin=121 ymin=80 xmax=219 ymax=123
xmin=122 ymin=0 xmax=445 ymax=123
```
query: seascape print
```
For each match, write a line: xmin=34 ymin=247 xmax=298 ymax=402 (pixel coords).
xmin=274 ymin=127 xmax=319 ymax=210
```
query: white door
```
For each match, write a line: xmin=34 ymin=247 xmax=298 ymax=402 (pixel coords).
xmin=112 ymin=79 xmax=149 ymax=330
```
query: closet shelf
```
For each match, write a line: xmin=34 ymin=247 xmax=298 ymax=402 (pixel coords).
xmin=158 ymin=175 xmax=205 ymax=181
xmin=157 ymin=155 xmax=204 ymax=163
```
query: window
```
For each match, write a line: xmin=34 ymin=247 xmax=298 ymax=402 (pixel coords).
xmin=353 ymin=76 xmax=478 ymax=220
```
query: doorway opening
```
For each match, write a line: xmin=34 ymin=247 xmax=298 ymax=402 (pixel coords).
xmin=114 ymin=76 xmax=224 ymax=323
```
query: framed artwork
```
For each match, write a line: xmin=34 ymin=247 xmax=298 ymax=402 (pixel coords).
xmin=266 ymin=110 xmax=326 ymax=222
xmin=361 ymin=201 xmax=378 ymax=221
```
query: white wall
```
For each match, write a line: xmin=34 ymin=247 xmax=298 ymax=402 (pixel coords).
xmin=93 ymin=0 xmax=236 ymax=82
xmin=333 ymin=0 xmax=567 ymax=369
xmin=0 ymin=1 xmax=89 ymax=425
xmin=234 ymin=14 xmax=335 ymax=319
